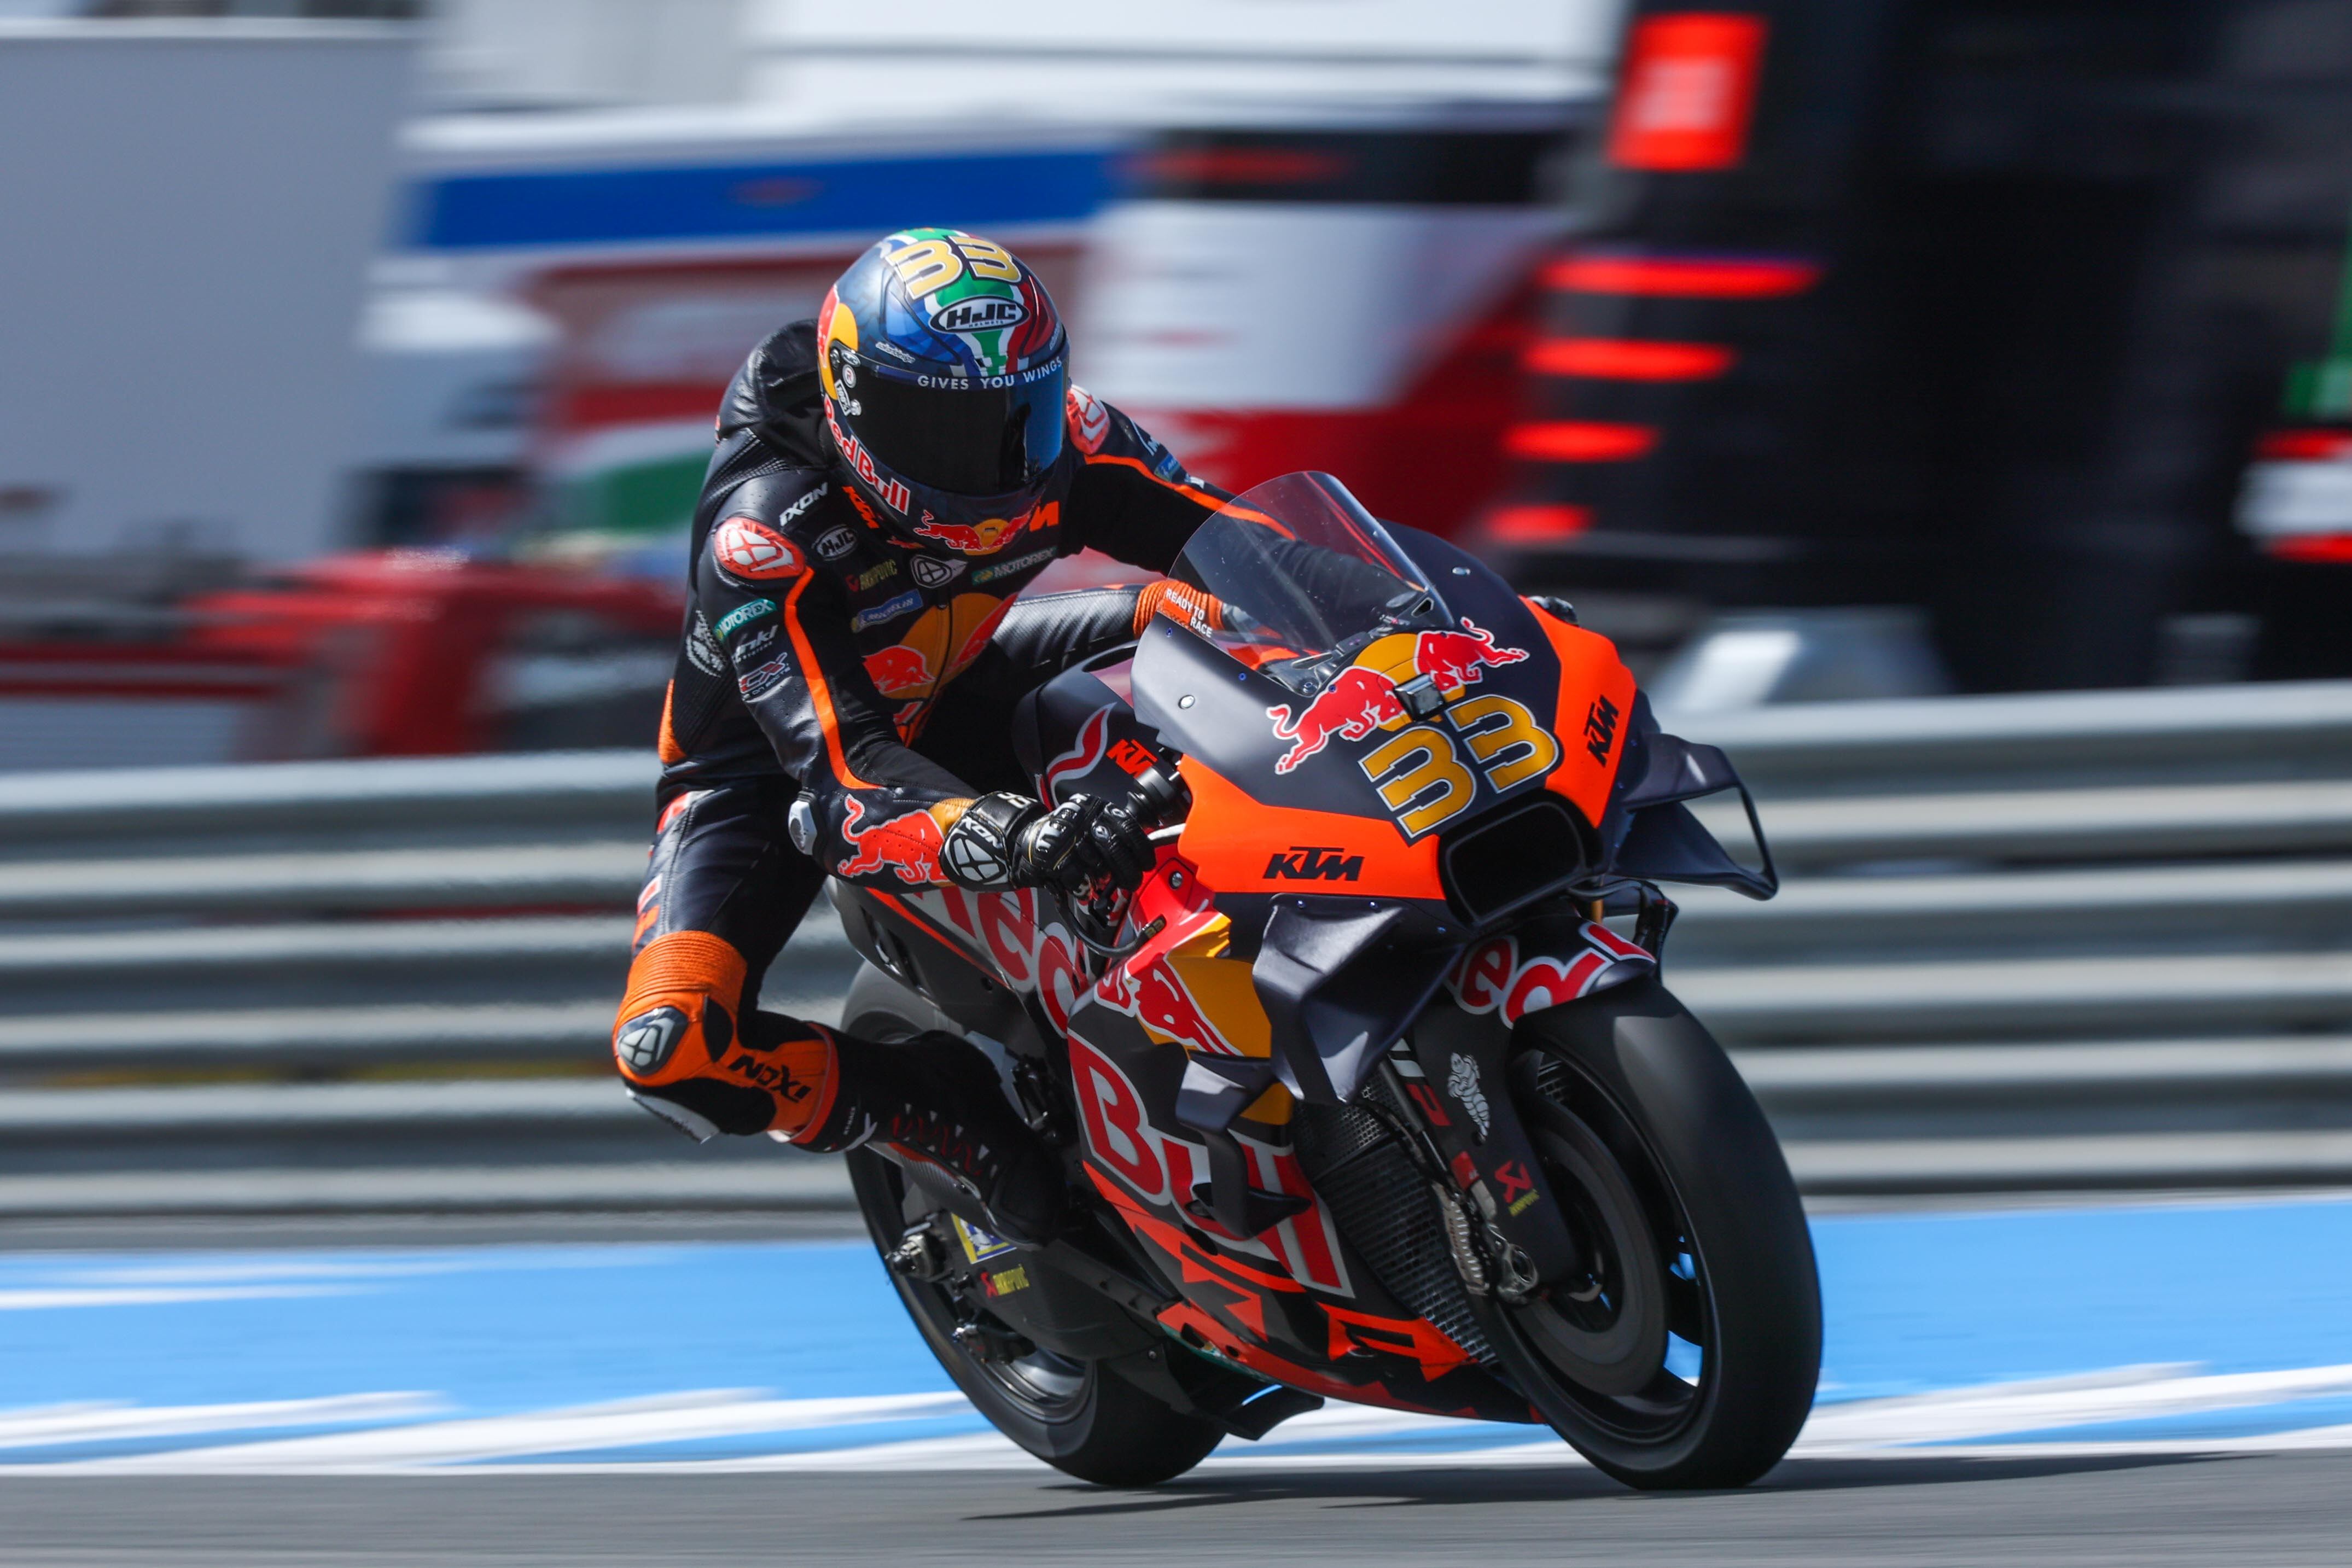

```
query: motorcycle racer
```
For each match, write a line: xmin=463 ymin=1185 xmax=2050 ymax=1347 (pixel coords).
xmin=612 ymin=229 xmax=1230 ymax=1241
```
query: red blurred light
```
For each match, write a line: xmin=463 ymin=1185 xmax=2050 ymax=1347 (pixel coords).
xmin=1544 ymin=254 xmax=1819 ymax=298
xmin=1525 ymin=337 xmax=1736 ymax=380
xmin=1131 ymin=149 xmax=1350 ymax=186
xmin=1504 ymin=422 xmax=1659 ymax=461
xmin=2269 ymin=535 xmax=2352 ymax=562
xmin=1487 ymin=505 xmax=1593 ymax=543
xmin=2257 ymin=430 xmax=2352 ymax=462
xmin=1608 ymin=13 xmax=1769 ymax=172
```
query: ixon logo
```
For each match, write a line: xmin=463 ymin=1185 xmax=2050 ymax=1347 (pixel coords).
xmin=1264 ymin=846 xmax=1364 ymax=882
xmin=931 ymin=296 xmax=1027 ymax=334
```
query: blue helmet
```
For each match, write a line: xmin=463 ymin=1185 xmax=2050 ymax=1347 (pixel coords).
xmin=817 ymin=228 xmax=1069 ymax=555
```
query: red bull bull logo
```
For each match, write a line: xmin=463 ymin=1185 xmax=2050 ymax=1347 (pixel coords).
xmin=1414 ymin=619 xmax=1528 ymax=691
xmin=1264 ymin=620 xmax=1529 ymax=774
xmin=835 ymin=796 xmax=945 ymax=885
xmin=911 ymin=514 xmax=1021 ymax=554
xmin=862 ymin=643 xmax=933 ymax=698
xmin=1096 ymin=957 xmax=1239 ymax=1057
xmin=1266 ymin=666 xmax=1406 ymax=774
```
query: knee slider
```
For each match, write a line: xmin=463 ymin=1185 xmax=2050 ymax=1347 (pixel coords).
xmin=611 ymin=931 xmax=749 ymax=1088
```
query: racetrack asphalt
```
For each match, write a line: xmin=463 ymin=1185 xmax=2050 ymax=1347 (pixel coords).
xmin=3 ymin=1453 xmax=2348 ymax=1566
xmin=10 ymin=1194 xmax=2352 ymax=1564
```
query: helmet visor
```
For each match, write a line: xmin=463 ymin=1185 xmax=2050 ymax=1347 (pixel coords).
xmin=842 ymin=359 xmax=1068 ymax=497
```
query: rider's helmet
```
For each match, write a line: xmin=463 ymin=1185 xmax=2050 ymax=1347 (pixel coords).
xmin=817 ymin=228 xmax=1069 ymax=556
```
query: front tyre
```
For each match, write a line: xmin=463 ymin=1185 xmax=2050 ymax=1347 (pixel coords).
xmin=1494 ymin=978 xmax=1821 ymax=1489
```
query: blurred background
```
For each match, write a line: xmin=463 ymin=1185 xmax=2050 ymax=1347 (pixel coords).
xmin=3 ymin=0 xmax=2352 ymax=1214
xmin=13 ymin=2 xmax=2352 ymax=1512
xmin=15 ymin=0 xmax=2352 ymax=773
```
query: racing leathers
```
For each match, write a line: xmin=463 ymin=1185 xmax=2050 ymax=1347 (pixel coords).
xmin=610 ymin=320 xmax=1225 ymax=1231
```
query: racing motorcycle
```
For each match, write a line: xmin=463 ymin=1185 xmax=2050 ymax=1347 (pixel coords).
xmin=824 ymin=472 xmax=1820 ymax=1490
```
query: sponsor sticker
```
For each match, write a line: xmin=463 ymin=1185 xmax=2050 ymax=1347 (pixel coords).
xmin=910 ymin=556 xmax=965 ymax=590
xmin=1266 ymin=621 xmax=1529 ymax=774
xmin=1447 ymin=1053 xmax=1493 ymax=1139
xmin=736 ymin=657 xmax=790 ymax=700
xmin=854 ymin=559 xmax=900 ymax=591
xmin=734 ymin=625 xmax=778 ymax=660
xmin=863 ymin=643 xmax=933 ymax=697
xmin=972 ymin=546 xmax=1055 ymax=585
xmin=714 ymin=598 xmax=775 ymax=637
xmin=930 ymin=295 xmax=1027 ymax=334
xmin=954 ymin=1215 xmax=1017 ymax=1263
xmin=1583 ymin=693 xmax=1621 ymax=762
xmin=776 ymin=483 xmax=829 ymax=528
xmin=1264 ymin=846 xmax=1363 ymax=882
xmin=851 ymin=590 xmax=923 ymax=632
xmin=835 ymin=796 xmax=946 ymax=884
xmin=811 ymin=525 xmax=858 ymax=561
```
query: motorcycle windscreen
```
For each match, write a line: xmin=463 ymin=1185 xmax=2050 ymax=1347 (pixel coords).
xmin=1171 ymin=471 xmax=1452 ymax=667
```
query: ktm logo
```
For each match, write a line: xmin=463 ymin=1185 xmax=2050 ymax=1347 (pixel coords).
xmin=1264 ymin=845 xmax=1364 ymax=882
xmin=1584 ymin=694 xmax=1620 ymax=763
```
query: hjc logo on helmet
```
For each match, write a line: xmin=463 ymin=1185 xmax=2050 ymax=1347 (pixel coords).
xmin=931 ymin=297 xmax=1027 ymax=334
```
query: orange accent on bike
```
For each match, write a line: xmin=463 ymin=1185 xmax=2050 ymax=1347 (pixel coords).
xmin=1323 ymin=1305 xmax=1477 ymax=1382
xmin=1528 ymin=602 xmax=1637 ymax=826
xmin=1174 ymin=758 xmax=1442 ymax=900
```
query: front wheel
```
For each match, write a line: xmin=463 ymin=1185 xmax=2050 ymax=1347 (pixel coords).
xmin=1489 ymin=977 xmax=1821 ymax=1489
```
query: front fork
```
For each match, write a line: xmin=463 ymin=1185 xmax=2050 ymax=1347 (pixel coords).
xmin=1369 ymin=1009 xmax=1591 ymax=1307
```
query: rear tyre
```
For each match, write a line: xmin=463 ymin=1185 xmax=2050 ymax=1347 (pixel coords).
xmin=847 ymin=1150 xmax=1225 ymax=1487
xmin=1493 ymin=978 xmax=1821 ymax=1490
xmin=841 ymin=961 xmax=1226 ymax=1487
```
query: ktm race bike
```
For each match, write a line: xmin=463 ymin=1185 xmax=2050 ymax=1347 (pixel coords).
xmin=823 ymin=471 xmax=1820 ymax=1490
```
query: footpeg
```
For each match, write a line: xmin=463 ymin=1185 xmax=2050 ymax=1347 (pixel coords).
xmin=951 ymin=1320 xmax=1033 ymax=1363
xmin=887 ymin=1222 xmax=950 ymax=1283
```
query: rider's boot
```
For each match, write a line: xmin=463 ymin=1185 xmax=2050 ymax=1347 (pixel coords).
xmin=792 ymin=1030 xmax=1067 ymax=1246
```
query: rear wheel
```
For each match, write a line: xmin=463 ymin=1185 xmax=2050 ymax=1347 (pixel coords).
xmin=1489 ymin=978 xmax=1821 ymax=1489
xmin=841 ymin=962 xmax=1226 ymax=1487
xmin=847 ymin=1149 xmax=1226 ymax=1486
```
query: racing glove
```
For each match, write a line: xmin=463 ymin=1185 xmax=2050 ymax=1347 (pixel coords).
xmin=942 ymin=792 xmax=1155 ymax=895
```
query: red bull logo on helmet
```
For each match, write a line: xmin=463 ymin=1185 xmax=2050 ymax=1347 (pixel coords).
xmin=1264 ymin=620 xmax=1529 ymax=774
xmin=824 ymin=403 xmax=912 ymax=515
xmin=835 ymin=796 xmax=945 ymax=885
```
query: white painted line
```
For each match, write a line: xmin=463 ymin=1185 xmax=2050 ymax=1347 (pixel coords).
xmin=0 ymin=1283 xmax=359 ymax=1311
xmin=0 ymin=1394 xmax=445 ymax=1450
xmin=13 ymin=1362 xmax=2352 ymax=1475
xmin=36 ymin=1390 xmax=977 ymax=1474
